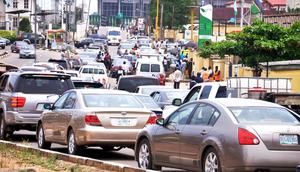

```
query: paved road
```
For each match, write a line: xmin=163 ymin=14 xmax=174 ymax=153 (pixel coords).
xmin=0 ymin=45 xmax=186 ymax=172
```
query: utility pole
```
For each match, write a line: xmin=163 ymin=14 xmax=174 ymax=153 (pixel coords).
xmin=191 ymin=8 xmax=194 ymax=41
xmin=159 ymin=4 xmax=163 ymax=40
xmin=85 ymin=0 xmax=91 ymax=37
xmin=240 ymin=0 xmax=244 ymax=28
xmin=155 ymin=0 xmax=159 ymax=40
xmin=34 ymin=0 xmax=37 ymax=62
xmin=171 ymin=6 xmax=175 ymax=29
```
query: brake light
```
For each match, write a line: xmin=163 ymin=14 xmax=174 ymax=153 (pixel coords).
xmin=85 ymin=114 xmax=102 ymax=126
xmin=146 ymin=113 xmax=157 ymax=125
xmin=11 ymin=97 xmax=26 ymax=108
xmin=238 ymin=128 xmax=260 ymax=145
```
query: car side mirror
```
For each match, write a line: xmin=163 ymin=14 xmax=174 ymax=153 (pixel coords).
xmin=172 ymin=98 xmax=182 ymax=106
xmin=156 ymin=118 xmax=164 ymax=126
xmin=43 ymin=103 xmax=52 ymax=110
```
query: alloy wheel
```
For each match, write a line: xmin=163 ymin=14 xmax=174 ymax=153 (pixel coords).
xmin=38 ymin=126 xmax=44 ymax=148
xmin=139 ymin=143 xmax=150 ymax=169
xmin=68 ymin=132 xmax=75 ymax=154
xmin=0 ymin=118 xmax=4 ymax=138
xmin=204 ymin=152 xmax=219 ymax=172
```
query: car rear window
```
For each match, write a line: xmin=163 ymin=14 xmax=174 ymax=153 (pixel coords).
xmin=82 ymin=68 xmax=105 ymax=74
xmin=229 ymin=107 xmax=300 ymax=124
xmin=83 ymin=94 xmax=143 ymax=108
xmin=118 ymin=77 xmax=159 ymax=93
xmin=48 ymin=60 xmax=68 ymax=69
xmin=140 ymin=64 xmax=150 ymax=72
xmin=108 ymin=31 xmax=120 ymax=36
xmin=151 ymin=64 xmax=160 ymax=72
xmin=15 ymin=75 xmax=73 ymax=95
xmin=73 ymin=82 xmax=103 ymax=89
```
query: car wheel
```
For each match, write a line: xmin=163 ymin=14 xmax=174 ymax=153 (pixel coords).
xmin=137 ymin=139 xmax=161 ymax=170
xmin=67 ymin=130 xmax=81 ymax=155
xmin=37 ymin=124 xmax=51 ymax=149
xmin=0 ymin=116 xmax=9 ymax=140
xmin=203 ymin=148 xmax=221 ymax=172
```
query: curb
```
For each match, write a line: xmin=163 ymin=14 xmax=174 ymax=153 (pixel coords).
xmin=0 ymin=140 xmax=155 ymax=172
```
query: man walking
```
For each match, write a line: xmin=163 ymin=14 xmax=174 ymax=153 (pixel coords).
xmin=172 ymin=67 xmax=182 ymax=89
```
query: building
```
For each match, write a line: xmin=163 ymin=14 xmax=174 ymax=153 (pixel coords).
xmin=263 ymin=12 xmax=300 ymax=27
xmin=287 ymin=0 xmax=300 ymax=9
xmin=98 ymin=0 xmax=150 ymax=26
xmin=262 ymin=0 xmax=287 ymax=11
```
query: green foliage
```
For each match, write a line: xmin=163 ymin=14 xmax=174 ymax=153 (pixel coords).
xmin=149 ymin=0 xmax=198 ymax=29
xmin=19 ymin=18 xmax=31 ymax=33
xmin=199 ymin=21 xmax=300 ymax=68
xmin=0 ymin=30 xmax=17 ymax=42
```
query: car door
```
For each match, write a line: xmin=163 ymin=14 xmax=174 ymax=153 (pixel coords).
xmin=179 ymin=103 xmax=221 ymax=168
xmin=153 ymin=103 xmax=197 ymax=166
xmin=57 ymin=92 xmax=77 ymax=141
xmin=43 ymin=92 xmax=69 ymax=142
xmin=183 ymin=86 xmax=201 ymax=104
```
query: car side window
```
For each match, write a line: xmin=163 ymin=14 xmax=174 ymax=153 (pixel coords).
xmin=184 ymin=86 xmax=201 ymax=103
xmin=0 ymin=75 xmax=9 ymax=91
xmin=153 ymin=92 xmax=160 ymax=102
xmin=53 ymin=93 xmax=70 ymax=110
xmin=166 ymin=103 xmax=197 ymax=127
xmin=63 ymin=92 xmax=76 ymax=109
xmin=200 ymin=86 xmax=212 ymax=99
xmin=189 ymin=103 xmax=219 ymax=126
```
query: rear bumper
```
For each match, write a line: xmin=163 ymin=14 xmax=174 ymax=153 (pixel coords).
xmin=5 ymin=111 xmax=41 ymax=125
xmin=75 ymin=126 xmax=140 ymax=147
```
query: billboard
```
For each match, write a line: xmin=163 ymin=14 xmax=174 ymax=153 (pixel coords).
xmin=198 ymin=4 xmax=213 ymax=48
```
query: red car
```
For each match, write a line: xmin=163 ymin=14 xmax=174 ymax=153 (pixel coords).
xmin=11 ymin=41 xmax=28 ymax=53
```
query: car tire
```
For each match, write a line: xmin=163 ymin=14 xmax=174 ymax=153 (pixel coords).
xmin=37 ymin=124 xmax=51 ymax=149
xmin=202 ymin=148 xmax=222 ymax=172
xmin=0 ymin=115 xmax=8 ymax=140
xmin=67 ymin=129 xmax=81 ymax=155
xmin=137 ymin=139 xmax=161 ymax=170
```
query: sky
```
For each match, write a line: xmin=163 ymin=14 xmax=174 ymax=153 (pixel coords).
xmin=90 ymin=0 xmax=98 ymax=14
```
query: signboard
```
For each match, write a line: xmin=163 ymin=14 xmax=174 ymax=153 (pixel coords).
xmin=198 ymin=4 xmax=213 ymax=48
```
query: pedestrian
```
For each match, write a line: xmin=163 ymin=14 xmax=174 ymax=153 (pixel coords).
xmin=202 ymin=67 xmax=209 ymax=82
xmin=172 ymin=67 xmax=182 ymax=89
xmin=163 ymin=57 xmax=168 ymax=72
xmin=187 ymin=58 xmax=193 ymax=79
xmin=208 ymin=66 xmax=214 ymax=82
xmin=195 ymin=72 xmax=203 ymax=83
xmin=214 ymin=66 xmax=221 ymax=82
xmin=181 ymin=59 xmax=187 ymax=79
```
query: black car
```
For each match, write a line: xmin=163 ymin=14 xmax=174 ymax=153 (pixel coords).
xmin=74 ymin=38 xmax=94 ymax=48
xmin=48 ymin=59 xmax=71 ymax=70
xmin=117 ymin=75 xmax=159 ymax=93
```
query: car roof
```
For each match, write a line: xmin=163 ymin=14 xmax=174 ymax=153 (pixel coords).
xmin=74 ymin=89 xmax=130 ymax=95
xmin=80 ymin=65 xmax=105 ymax=69
xmin=208 ymin=98 xmax=282 ymax=108
xmin=137 ymin=85 xmax=172 ymax=89
xmin=120 ymin=75 xmax=158 ymax=80
xmin=193 ymin=81 xmax=227 ymax=88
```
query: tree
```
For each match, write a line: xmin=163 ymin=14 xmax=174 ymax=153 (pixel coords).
xmin=199 ymin=21 xmax=300 ymax=76
xmin=149 ymin=0 xmax=198 ymax=29
xmin=19 ymin=18 xmax=31 ymax=33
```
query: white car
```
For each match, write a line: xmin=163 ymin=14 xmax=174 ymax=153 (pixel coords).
xmin=107 ymin=29 xmax=121 ymax=45
xmin=135 ymin=58 xmax=164 ymax=78
xmin=78 ymin=65 xmax=108 ymax=85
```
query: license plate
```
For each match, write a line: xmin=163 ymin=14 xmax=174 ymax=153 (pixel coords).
xmin=118 ymin=70 xmax=123 ymax=74
xmin=36 ymin=103 xmax=46 ymax=111
xmin=280 ymin=134 xmax=299 ymax=145
xmin=111 ymin=118 xmax=137 ymax=126
xmin=113 ymin=38 xmax=117 ymax=40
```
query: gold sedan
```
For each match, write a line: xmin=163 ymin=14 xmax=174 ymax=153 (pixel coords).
xmin=37 ymin=89 xmax=156 ymax=155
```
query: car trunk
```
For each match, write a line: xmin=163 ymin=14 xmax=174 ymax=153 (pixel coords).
xmin=251 ymin=124 xmax=300 ymax=151
xmin=94 ymin=108 xmax=151 ymax=129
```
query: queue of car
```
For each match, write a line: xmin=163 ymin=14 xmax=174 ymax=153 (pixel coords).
xmin=0 ymin=33 xmax=299 ymax=172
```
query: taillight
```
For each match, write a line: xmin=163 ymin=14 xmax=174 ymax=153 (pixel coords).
xmin=238 ymin=128 xmax=260 ymax=145
xmin=84 ymin=114 xmax=102 ymax=126
xmin=146 ymin=113 xmax=157 ymax=125
xmin=11 ymin=97 xmax=26 ymax=108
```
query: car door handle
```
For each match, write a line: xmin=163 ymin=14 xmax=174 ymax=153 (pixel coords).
xmin=200 ymin=130 xmax=208 ymax=135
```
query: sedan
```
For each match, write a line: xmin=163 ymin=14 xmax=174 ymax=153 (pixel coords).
xmin=150 ymin=89 xmax=189 ymax=109
xmin=19 ymin=44 xmax=35 ymax=59
xmin=135 ymin=98 xmax=300 ymax=172
xmin=37 ymin=89 xmax=156 ymax=155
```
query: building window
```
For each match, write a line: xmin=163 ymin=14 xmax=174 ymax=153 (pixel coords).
xmin=13 ymin=0 xmax=18 ymax=8
xmin=24 ymin=0 xmax=29 ymax=9
xmin=13 ymin=17 xmax=18 ymax=27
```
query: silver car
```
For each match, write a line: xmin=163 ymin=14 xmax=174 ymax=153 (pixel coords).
xmin=37 ymin=89 xmax=155 ymax=155
xmin=19 ymin=44 xmax=35 ymax=59
xmin=135 ymin=98 xmax=300 ymax=172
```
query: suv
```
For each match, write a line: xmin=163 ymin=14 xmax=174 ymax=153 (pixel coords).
xmin=0 ymin=71 xmax=74 ymax=139
xmin=117 ymin=75 xmax=159 ymax=93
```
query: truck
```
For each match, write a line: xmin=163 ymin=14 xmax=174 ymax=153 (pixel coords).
xmin=163 ymin=77 xmax=300 ymax=117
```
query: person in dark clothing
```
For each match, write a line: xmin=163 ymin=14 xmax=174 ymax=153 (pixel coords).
xmin=187 ymin=58 xmax=193 ymax=79
xmin=195 ymin=72 xmax=203 ymax=83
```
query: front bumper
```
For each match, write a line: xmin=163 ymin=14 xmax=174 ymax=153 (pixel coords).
xmin=20 ymin=54 xmax=36 ymax=58
xmin=75 ymin=126 xmax=140 ymax=147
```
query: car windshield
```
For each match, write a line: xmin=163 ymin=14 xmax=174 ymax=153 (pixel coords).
xmin=94 ymin=39 xmax=106 ymax=43
xmin=108 ymin=31 xmax=120 ymax=36
xmin=113 ymin=59 xmax=130 ymax=66
xmin=121 ymin=44 xmax=134 ymax=49
xmin=21 ymin=45 xmax=34 ymax=50
xmin=229 ymin=107 xmax=300 ymax=124
xmin=83 ymin=94 xmax=144 ymax=108
xmin=15 ymin=75 xmax=72 ymax=94
xmin=135 ymin=95 xmax=160 ymax=109
xmin=164 ymin=90 xmax=189 ymax=101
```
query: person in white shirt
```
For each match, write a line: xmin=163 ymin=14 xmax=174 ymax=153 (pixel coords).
xmin=172 ymin=67 xmax=182 ymax=89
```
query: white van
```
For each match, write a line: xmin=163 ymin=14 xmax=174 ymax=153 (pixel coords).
xmin=78 ymin=65 xmax=108 ymax=85
xmin=107 ymin=28 xmax=121 ymax=46
xmin=136 ymin=59 xmax=164 ymax=78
